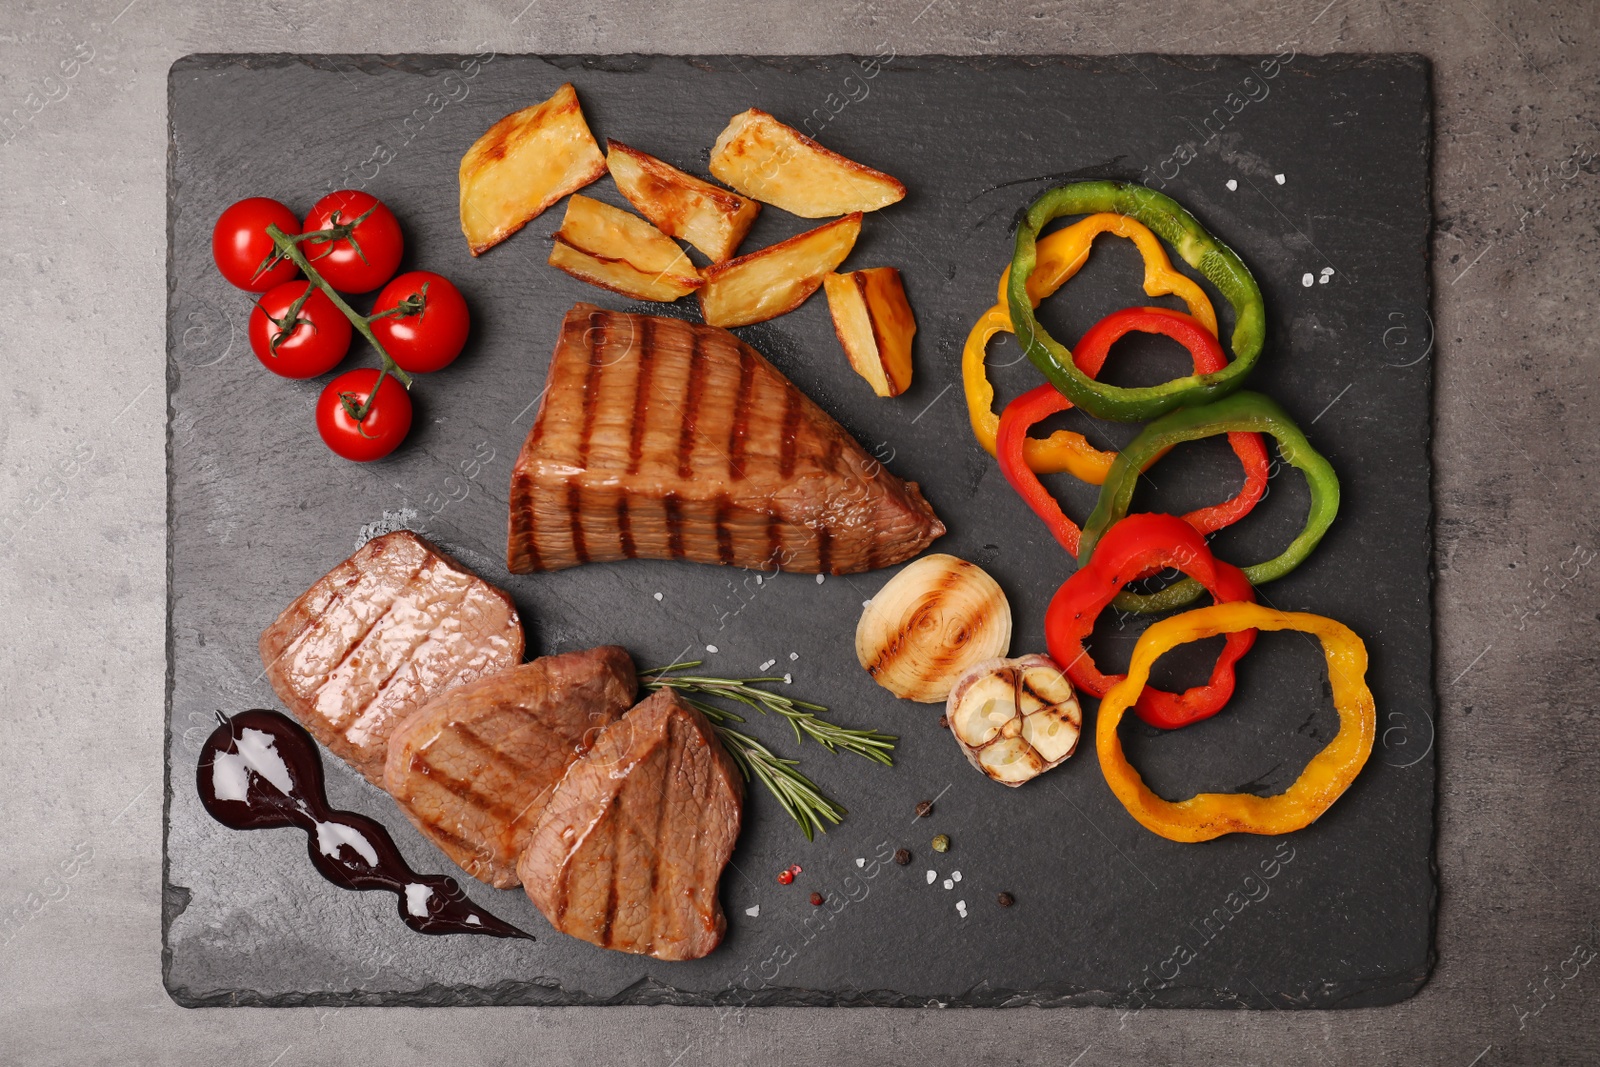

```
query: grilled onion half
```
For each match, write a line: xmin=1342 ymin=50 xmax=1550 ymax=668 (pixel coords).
xmin=946 ymin=655 xmax=1081 ymax=786
xmin=856 ymin=553 xmax=1012 ymax=703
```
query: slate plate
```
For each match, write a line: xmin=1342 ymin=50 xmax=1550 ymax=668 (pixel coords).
xmin=164 ymin=52 xmax=1435 ymax=1009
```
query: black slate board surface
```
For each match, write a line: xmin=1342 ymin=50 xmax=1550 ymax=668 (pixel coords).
xmin=164 ymin=52 xmax=1435 ymax=1009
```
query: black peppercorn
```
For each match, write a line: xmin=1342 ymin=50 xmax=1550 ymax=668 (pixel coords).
xmin=893 ymin=848 xmax=911 ymax=866
xmin=997 ymin=892 xmax=1015 ymax=908
xmin=915 ymin=800 xmax=933 ymax=818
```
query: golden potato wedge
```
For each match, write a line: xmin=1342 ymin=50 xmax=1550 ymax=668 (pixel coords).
xmin=606 ymin=140 xmax=761 ymax=262
xmin=698 ymin=213 xmax=862 ymax=328
xmin=824 ymin=267 xmax=916 ymax=397
xmin=548 ymin=194 xmax=702 ymax=302
xmin=459 ymin=83 xmax=607 ymax=256
xmin=709 ymin=108 xmax=906 ymax=218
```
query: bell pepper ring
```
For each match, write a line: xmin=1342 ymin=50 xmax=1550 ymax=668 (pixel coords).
xmin=996 ymin=307 xmax=1269 ymax=556
xmin=1097 ymin=602 xmax=1376 ymax=842
xmin=1008 ymin=181 xmax=1266 ymax=422
xmin=1080 ymin=390 xmax=1340 ymax=615
xmin=1045 ymin=513 xmax=1257 ymax=729
xmin=962 ymin=212 xmax=1219 ymax=483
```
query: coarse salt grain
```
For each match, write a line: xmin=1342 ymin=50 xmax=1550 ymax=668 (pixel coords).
xmin=745 ymin=905 xmax=760 ymax=917
xmin=760 ymin=659 xmax=776 ymax=671
xmin=789 ymin=652 xmax=799 ymax=661
xmin=952 ymin=871 xmax=962 ymax=882
xmin=783 ymin=673 xmax=792 ymax=684
xmin=815 ymin=574 xmax=825 ymax=585
xmin=1274 ymin=173 xmax=1286 ymax=184
xmin=856 ymin=858 xmax=865 ymax=868
xmin=926 ymin=870 xmax=937 ymax=884
xmin=705 ymin=644 xmax=718 ymax=654
xmin=956 ymin=900 xmax=968 ymax=917
xmin=942 ymin=878 xmax=953 ymax=890
xmin=653 ymin=592 xmax=663 ymax=601
xmin=1225 ymin=179 xmax=1238 ymax=191
xmin=1301 ymin=273 xmax=1314 ymax=288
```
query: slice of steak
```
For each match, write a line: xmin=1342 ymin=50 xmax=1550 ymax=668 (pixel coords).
xmin=383 ymin=646 xmax=637 ymax=889
xmin=517 ymin=687 xmax=744 ymax=960
xmin=259 ymin=530 xmax=524 ymax=787
xmin=506 ymin=303 xmax=945 ymax=575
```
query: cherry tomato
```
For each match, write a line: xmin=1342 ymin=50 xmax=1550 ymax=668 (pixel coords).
xmin=315 ymin=369 xmax=413 ymax=461
xmin=301 ymin=190 xmax=404 ymax=293
xmin=212 ymin=197 xmax=301 ymax=292
xmin=248 ymin=281 xmax=353 ymax=379
xmin=369 ymin=271 xmax=471 ymax=373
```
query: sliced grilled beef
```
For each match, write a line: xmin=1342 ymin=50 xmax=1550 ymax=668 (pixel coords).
xmin=259 ymin=530 xmax=524 ymax=787
xmin=517 ymin=687 xmax=743 ymax=961
xmin=383 ymin=646 xmax=637 ymax=889
xmin=506 ymin=303 xmax=944 ymax=575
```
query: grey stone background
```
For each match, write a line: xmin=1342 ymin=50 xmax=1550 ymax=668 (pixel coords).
xmin=0 ymin=0 xmax=1594 ymax=1064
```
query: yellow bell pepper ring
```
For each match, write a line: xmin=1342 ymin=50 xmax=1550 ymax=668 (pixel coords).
xmin=962 ymin=213 xmax=1219 ymax=484
xmin=1096 ymin=603 xmax=1376 ymax=843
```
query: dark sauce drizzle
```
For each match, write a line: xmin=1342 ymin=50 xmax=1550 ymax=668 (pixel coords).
xmin=196 ymin=709 xmax=532 ymax=941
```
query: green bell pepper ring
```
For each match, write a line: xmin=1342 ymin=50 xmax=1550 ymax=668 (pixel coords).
xmin=1078 ymin=390 xmax=1341 ymax=614
xmin=1007 ymin=181 xmax=1267 ymax=422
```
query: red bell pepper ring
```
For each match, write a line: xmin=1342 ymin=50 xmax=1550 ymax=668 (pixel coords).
xmin=1045 ymin=512 xmax=1257 ymax=729
xmin=997 ymin=306 xmax=1270 ymax=556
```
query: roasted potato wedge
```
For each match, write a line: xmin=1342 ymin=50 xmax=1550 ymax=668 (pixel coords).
xmin=698 ymin=213 xmax=862 ymax=328
xmin=824 ymin=267 xmax=916 ymax=397
xmin=459 ymin=83 xmax=607 ymax=256
xmin=548 ymin=194 xmax=702 ymax=302
xmin=606 ymin=140 xmax=760 ymax=262
xmin=709 ymin=109 xmax=906 ymax=218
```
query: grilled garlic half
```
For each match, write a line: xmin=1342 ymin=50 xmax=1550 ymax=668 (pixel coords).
xmin=856 ymin=554 xmax=1012 ymax=703
xmin=946 ymin=655 xmax=1082 ymax=786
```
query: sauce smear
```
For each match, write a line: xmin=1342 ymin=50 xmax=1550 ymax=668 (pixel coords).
xmin=196 ymin=709 xmax=532 ymax=941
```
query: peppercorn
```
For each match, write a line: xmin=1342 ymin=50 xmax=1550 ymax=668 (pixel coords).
xmin=809 ymin=892 xmax=824 ymax=906
xmin=915 ymin=800 xmax=933 ymax=818
xmin=997 ymin=892 xmax=1015 ymax=908
xmin=893 ymin=848 xmax=911 ymax=866
xmin=777 ymin=870 xmax=794 ymax=885
xmin=931 ymin=834 xmax=950 ymax=853
xmin=937 ymin=715 xmax=950 ymax=729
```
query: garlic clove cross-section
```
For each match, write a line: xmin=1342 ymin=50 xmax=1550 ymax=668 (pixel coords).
xmin=946 ymin=654 xmax=1081 ymax=787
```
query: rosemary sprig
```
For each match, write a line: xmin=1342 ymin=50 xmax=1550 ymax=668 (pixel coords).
xmin=641 ymin=662 xmax=895 ymax=841
xmin=642 ymin=661 xmax=897 ymax=765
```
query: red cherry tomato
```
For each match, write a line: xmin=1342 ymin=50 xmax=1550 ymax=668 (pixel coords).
xmin=301 ymin=191 xmax=404 ymax=293
xmin=248 ymin=281 xmax=353 ymax=379
xmin=315 ymin=369 xmax=413 ymax=461
xmin=212 ymin=197 xmax=301 ymax=292
xmin=370 ymin=271 xmax=471 ymax=373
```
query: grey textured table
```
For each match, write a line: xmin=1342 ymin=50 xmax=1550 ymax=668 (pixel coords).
xmin=1 ymin=2 xmax=1596 ymax=1064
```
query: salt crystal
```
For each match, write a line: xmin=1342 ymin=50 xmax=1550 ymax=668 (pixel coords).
xmin=815 ymin=574 xmax=825 ymax=585
xmin=745 ymin=905 xmax=760 ymax=918
xmin=1274 ymin=173 xmax=1286 ymax=184
xmin=956 ymin=900 xmax=968 ymax=917
xmin=653 ymin=592 xmax=663 ymax=601
xmin=942 ymin=878 xmax=953 ymax=890
xmin=1225 ymin=179 xmax=1238 ymax=191
xmin=705 ymin=644 xmax=719 ymax=654
xmin=1301 ymin=273 xmax=1314 ymax=288
xmin=855 ymin=858 xmax=866 ymax=868
xmin=783 ymin=673 xmax=792 ymax=684
xmin=789 ymin=652 xmax=799 ymax=661
xmin=926 ymin=870 xmax=937 ymax=884
xmin=760 ymin=659 xmax=776 ymax=671
xmin=952 ymin=871 xmax=962 ymax=883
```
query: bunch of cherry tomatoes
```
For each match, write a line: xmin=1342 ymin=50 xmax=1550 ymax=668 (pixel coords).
xmin=212 ymin=191 xmax=470 ymax=461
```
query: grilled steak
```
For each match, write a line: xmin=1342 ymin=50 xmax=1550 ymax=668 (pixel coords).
xmin=507 ymin=303 xmax=945 ymax=575
xmin=383 ymin=646 xmax=637 ymax=889
xmin=517 ymin=687 xmax=743 ymax=960
xmin=259 ymin=530 xmax=524 ymax=787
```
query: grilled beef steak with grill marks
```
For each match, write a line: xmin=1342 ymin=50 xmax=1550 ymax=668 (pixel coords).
xmin=259 ymin=530 xmax=524 ymax=787
xmin=384 ymin=646 xmax=637 ymax=889
xmin=517 ymin=687 xmax=744 ymax=961
xmin=506 ymin=303 xmax=944 ymax=575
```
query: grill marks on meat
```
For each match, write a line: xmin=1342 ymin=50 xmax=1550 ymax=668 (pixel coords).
xmin=259 ymin=531 xmax=524 ymax=787
xmin=384 ymin=646 xmax=637 ymax=889
xmin=506 ymin=303 xmax=944 ymax=575
xmin=517 ymin=688 xmax=743 ymax=961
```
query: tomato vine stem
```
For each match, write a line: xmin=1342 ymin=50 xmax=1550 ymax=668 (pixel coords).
xmin=266 ymin=223 xmax=413 ymax=422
